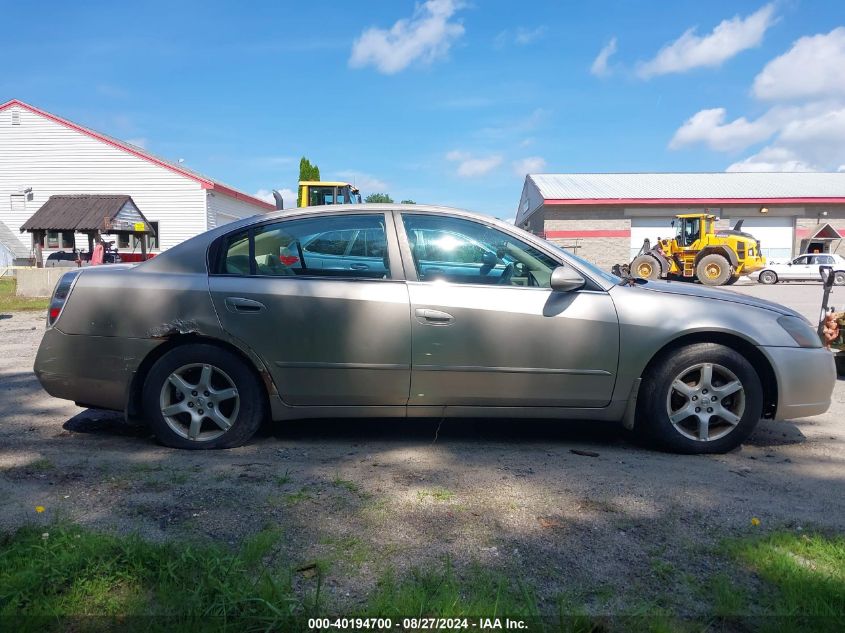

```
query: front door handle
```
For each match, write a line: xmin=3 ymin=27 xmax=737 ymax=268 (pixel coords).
xmin=415 ymin=308 xmax=454 ymax=325
xmin=225 ymin=297 xmax=266 ymax=314
xmin=350 ymin=263 xmax=369 ymax=270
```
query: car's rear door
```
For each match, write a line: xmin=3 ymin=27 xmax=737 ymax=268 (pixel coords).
xmin=208 ymin=212 xmax=410 ymax=406
xmin=396 ymin=212 xmax=619 ymax=409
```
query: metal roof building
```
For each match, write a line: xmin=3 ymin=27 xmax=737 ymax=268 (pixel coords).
xmin=517 ymin=172 xmax=845 ymax=269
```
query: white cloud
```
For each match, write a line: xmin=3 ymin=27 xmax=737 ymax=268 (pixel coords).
xmin=669 ymin=107 xmax=777 ymax=152
xmin=637 ymin=3 xmax=776 ymax=78
xmin=753 ymin=27 xmax=845 ymax=101
xmin=494 ymin=26 xmax=546 ymax=48
xmin=336 ymin=170 xmax=389 ymax=192
xmin=590 ymin=37 xmax=617 ymax=77
xmin=515 ymin=26 xmax=547 ymax=45
xmin=477 ymin=108 xmax=549 ymax=139
xmin=512 ymin=156 xmax=546 ymax=176
xmin=124 ymin=137 xmax=148 ymax=149
xmin=446 ymin=150 xmax=503 ymax=177
xmin=726 ymin=147 xmax=817 ymax=172
xmin=720 ymin=106 xmax=845 ymax=172
xmin=254 ymin=187 xmax=297 ymax=209
xmin=349 ymin=0 xmax=465 ymax=74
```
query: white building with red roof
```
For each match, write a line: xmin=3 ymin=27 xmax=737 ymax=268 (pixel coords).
xmin=0 ymin=99 xmax=274 ymax=265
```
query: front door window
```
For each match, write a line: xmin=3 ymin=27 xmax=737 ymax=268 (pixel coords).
xmin=401 ymin=214 xmax=559 ymax=287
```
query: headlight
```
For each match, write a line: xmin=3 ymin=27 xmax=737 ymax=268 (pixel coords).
xmin=777 ymin=315 xmax=821 ymax=348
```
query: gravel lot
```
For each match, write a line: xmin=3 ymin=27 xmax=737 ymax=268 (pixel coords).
xmin=1 ymin=280 xmax=843 ymax=613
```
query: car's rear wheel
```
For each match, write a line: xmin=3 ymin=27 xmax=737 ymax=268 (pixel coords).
xmin=758 ymin=270 xmax=778 ymax=285
xmin=638 ymin=343 xmax=763 ymax=454
xmin=143 ymin=344 xmax=265 ymax=449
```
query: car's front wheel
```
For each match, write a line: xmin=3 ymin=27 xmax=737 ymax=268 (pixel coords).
xmin=637 ymin=343 xmax=763 ymax=454
xmin=834 ymin=271 xmax=845 ymax=286
xmin=143 ymin=344 xmax=265 ymax=449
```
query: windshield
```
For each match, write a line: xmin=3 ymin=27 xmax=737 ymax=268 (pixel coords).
xmin=546 ymin=243 xmax=621 ymax=286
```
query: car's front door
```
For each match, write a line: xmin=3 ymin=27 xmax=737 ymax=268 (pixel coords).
xmin=784 ymin=255 xmax=813 ymax=280
xmin=208 ymin=213 xmax=410 ymax=406
xmin=397 ymin=213 xmax=620 ymax=409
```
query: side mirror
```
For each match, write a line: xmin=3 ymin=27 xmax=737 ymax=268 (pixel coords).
xmin=550 ymin=265 xmax=585 ymax=292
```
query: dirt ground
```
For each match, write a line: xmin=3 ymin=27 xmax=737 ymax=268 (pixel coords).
xmin=1 ymin=282 xmax=844 ymax=614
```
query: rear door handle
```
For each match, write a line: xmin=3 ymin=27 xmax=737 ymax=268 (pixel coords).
xmin=415 ymin=308 xmax=454 ymax=325
xmin=225 ymin=297 xmax=266 ymax=314
xmin=350 ymin=263 xmax=369 ymax=270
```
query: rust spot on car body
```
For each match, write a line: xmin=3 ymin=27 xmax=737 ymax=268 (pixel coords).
xmin=147 ymin=319 xmax=201 ymax=339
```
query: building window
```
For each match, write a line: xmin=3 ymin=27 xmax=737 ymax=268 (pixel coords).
xmin=46 ymin=231 xmax=59 ymax=248
xmin=10 ymin=193 xmax=25 ymax=213
xmin=61 ymin=232 xmax=75 ymax=249
xmin=118 ymin=234 xmax=130 ymax=248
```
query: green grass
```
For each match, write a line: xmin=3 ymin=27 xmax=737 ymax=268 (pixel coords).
xmin=2 ymin=523 xmax=842 ymax=631
xmin=720 ymin=530 xmax=845 ymax=631
xmin=275 ymin=469 xmax=293 ymax=486
xmin=0 ymin=278 xmax=49 ymax=312
xmin=29 ymin=458 xmax=55 ymax=472
xmin=0 ymin=523 xmax=306 ymax=631
xmin=417 ymin=488 xmax=455 ymax=502
xmin=363 ymin=556 xmax=542 ymax=620
xmin=331 ymin=474 xmax=360 ymax=494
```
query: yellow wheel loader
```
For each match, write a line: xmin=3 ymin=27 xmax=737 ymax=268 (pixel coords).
xmin=629 ymin=213 xmax=766 ymax=286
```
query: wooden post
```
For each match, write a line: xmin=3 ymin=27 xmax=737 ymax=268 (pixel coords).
xmin=140 ymin=232 xmax=148 ymax=260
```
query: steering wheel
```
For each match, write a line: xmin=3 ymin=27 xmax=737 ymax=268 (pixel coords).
xmin=497 ymin=262 xmax=515 ymax=285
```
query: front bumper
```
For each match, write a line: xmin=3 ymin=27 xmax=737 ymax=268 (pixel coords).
xmin=760 ymin=345 xmax=837 ymax=420
xmin=34 ymin=327 xmax=162 ymax=412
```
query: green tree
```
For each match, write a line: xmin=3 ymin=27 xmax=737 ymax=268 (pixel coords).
xmin=365 ymin=193 xmax=394 ymax=203
xmin=400 ymin=199 xmax=416 ymax=204
xmin=298 ymin=157 xmax=320 ymax=182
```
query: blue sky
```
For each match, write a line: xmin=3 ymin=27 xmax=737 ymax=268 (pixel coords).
xmin=2 ymin=1 xmax=844 ymax=218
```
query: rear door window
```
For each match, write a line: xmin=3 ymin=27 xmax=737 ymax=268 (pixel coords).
xmin=219 ymin=214 xmax=391 ymax=279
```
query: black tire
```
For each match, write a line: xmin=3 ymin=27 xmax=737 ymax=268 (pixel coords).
xmin=142 ymin=343 xmax=266 ymax=449
xmin=758 ymin=270 xmax=778 ymax=285
xmin=696 ymin=254 xmax=732 ymax=286
xmin=637 ymin=343 xmax=763 ymax=454
xmin=631 ymin=254 xmax=662 ymax=280
xmin=725 ymin=274 xmax=740 ymax=285
xmin=834 ymin=271 xmax=845 ymax=286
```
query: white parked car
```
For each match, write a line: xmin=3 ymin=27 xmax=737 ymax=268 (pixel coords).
xmin=755 ymin=253 xmax=845 ymax=285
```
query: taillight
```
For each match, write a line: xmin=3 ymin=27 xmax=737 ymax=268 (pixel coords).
xmin=47 ymin=270 xmax=81 ymax=327
xmin=279 ymin=255 xmax=300 ymax=266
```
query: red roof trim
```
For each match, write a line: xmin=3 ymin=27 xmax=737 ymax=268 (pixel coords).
xmin=0 ymin=99 xmax=275 ymax=211
xmin=543 ymin=197 xmax=845 ymax=206
xmin=545 ymin=229 xmax=630 ymax=238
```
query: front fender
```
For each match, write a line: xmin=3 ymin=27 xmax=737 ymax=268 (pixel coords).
xmin=609 ymin=283 xmax=797 ymax=402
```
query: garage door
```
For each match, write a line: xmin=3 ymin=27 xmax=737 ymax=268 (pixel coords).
xmin=630 ymin=217 xmax=677 ymax=259
xmin=725 ymin=216 xmax=794 ymax=260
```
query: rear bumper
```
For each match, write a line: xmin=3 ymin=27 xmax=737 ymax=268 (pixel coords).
xmin=759 ymin=345 xmax=837 ymax=420
xmin=34 ymin=327 xmax=162 ymax=412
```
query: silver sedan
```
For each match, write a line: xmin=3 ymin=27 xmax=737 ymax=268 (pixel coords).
xmin=34 ymin=205 xmax=836 ymax=453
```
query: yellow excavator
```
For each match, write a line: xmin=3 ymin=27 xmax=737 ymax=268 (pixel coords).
xmin=629 ymin=213 xmax=766 ymax=286
xmin=297 ymin=181 xmax=362 ymax=207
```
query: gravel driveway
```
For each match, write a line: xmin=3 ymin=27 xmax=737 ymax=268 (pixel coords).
xmin=1 ymin=282 xmax=844 ymax=613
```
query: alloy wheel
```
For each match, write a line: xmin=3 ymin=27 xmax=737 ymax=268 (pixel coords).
xmin=665 ymin=362 xmax=745 ymax=442
xmin=159 ymin=363 xmax=239 ymax=441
